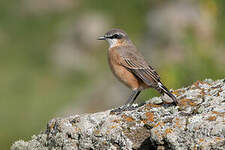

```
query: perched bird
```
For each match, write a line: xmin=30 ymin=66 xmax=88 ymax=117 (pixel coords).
xmin=98 ymin=29 xmax=178 ymax=111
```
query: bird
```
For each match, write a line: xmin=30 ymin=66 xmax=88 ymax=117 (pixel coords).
xmin=98 ymin=28 xmax=178 ymax=112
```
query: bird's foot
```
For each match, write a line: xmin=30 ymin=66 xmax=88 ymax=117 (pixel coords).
xmin=173 ymin=101 xmax=179 ymax=106
xmin=110 ymin=104 xmax=137 ymax=114
xmin=171 ymin=98 xmax=179 ymax=106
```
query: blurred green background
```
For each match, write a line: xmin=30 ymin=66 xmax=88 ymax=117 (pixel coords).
xmin=1 ymin=0 xmax=225 ymax=149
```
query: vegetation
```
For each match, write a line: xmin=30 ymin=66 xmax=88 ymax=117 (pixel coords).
xmin=0 ymin=0 xmax=224 ymax=149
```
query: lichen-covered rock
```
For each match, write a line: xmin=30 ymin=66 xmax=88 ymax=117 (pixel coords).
xmin=11 ymin=79 xmax=225 ymax=150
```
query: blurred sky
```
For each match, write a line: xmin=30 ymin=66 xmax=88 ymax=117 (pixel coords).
xmin=1 ymin=0 xmax=225 ymax=149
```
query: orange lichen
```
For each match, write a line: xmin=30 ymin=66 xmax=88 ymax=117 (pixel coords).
xmin=74 ymin=127 xmax=81 ymax=132
xmin=200 ymin=90 xmax=205 ymax=96
xmin=154 ymin=121 xmax=165 ymax=128
xmin=193 ymin=80 xmax=209 ymax=89
xmin=175 ymin=118 xmax=181 ymax=128
xmin=212 ymin=111 xmax=225 ymax=116
xmin=122 ymin=115 xmax=135 ymax=122
xmin=207 ymin=116 xmax=217 ymax=121
xmin=145 ymin=103 xmax=161 ymax=108
xmin=172 ymin=90 xmax=179 ymax=96
xmin=142 ymin=120 xmax=147 ymax=124
xmin=112 ymin=119 xmax=120 ymax=123
xmin=111 ymin=126 xmax=116 ymax=129
xmin=193 ymin=144 xmax=197 ymax=150
xmin=199 ymin=138 xmax=204 ymax=142
xmin=193 ymin=81 xmax=201 ymax=88
xmin=165 ymin=128 xmax=173 ymax=134
xmin=145 ymin=112 xmax=154 ymax=122
xmin=215 ymin=137 xmax=223 ymax=141
xmin=48 ymin=122 xmax=55 ymax=130
xmin=172 ymin=89 xmax=185 ymax=96
xmin=179 ymin=98 xmax=197 ymax=106
xmin=145 ymin=104 xmax=161 ymax=110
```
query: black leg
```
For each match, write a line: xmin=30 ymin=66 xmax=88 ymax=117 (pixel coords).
xmin=125 ymin=90 xmax=141 ymax=106
xmin=110 ymin=90 xmax=141 ymax=113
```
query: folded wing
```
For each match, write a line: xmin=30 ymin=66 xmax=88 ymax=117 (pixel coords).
xmin=120 ymin=51 xmax=160 ymax=86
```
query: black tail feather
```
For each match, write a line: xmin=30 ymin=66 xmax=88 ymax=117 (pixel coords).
xmin=157 ymin=82 xmax=178 ymax=105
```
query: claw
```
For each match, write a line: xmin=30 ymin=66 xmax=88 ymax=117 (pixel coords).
xmin=110 ymin=105 xmax=137 ymax=114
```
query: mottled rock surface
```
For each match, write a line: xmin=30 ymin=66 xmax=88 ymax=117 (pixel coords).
xmin=12 ymin=79 xmax=225 ymax=150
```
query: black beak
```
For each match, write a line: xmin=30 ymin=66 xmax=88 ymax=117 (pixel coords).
xmin=97 ymin=36 xmax=106 ymax=40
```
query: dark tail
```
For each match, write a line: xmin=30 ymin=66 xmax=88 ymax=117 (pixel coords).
xmin=157 ymin=82 xmax=178 ymax=105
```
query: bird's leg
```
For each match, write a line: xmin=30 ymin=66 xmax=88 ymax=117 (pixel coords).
xmin=111 ymin=90 xmax=141 ymax=113
xmin=125 ymin=90 xmax=141 ymax=107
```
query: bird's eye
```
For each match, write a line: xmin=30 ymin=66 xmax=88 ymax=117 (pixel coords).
xmin=113 ymin=34 xmax=119 ymax=38
xmin=107 ymin=33 xmax=122 ymax=39
xmin=112 ymin=34 xmax=121 ymax=39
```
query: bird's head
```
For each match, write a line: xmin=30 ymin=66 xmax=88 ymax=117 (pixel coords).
xmin=98 ymin=29 xmax=130 ymax=48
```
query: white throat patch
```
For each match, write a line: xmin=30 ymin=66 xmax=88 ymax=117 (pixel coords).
xmin=106 ymin=39 xmax=119 ymax=48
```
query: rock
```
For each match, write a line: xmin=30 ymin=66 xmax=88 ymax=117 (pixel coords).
xmin=11 ymin=79 xmax=225 ymax=150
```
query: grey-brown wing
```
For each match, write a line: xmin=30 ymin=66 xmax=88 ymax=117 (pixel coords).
xmin=120 ymin=50 xmax=160 ymax=86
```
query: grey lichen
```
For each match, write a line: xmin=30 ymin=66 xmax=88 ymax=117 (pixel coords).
xmin=11 ymin=79 xmax=225 ymax=150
